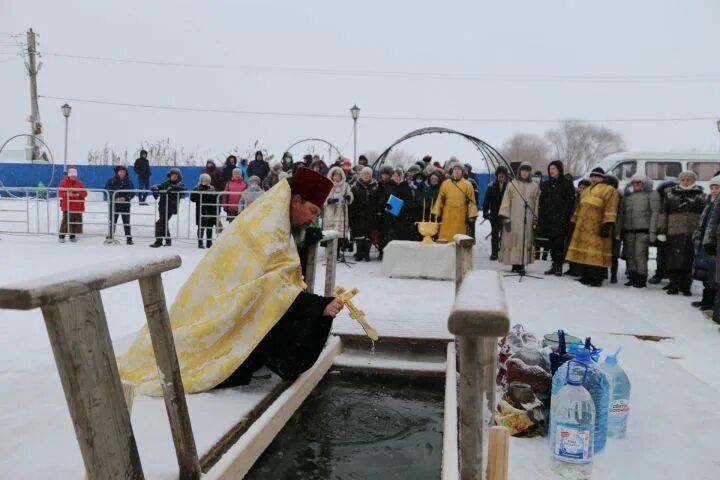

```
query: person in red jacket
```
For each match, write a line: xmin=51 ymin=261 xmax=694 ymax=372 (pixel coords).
xmin=222 ymin=168 xmax=248 ymax=223
xmin=58 ymin=167 xmax=87 ymax=243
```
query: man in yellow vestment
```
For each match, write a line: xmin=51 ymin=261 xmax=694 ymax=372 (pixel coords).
xmin=118 ymin=167 xmax=342 ymax=395
xmin=432 ymin=163 xmax=479 ymax=241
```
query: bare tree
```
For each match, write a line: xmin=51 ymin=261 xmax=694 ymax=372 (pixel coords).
xmin=545 ymin=120 xmax=626 ymax=176
xmin=500 ymin=133 xmax=551 ymax=172
xmin=363 ymin=149 xmax=417 ymax=168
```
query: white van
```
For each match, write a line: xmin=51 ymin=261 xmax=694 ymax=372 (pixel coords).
xmin=593 ymin=152 xmax=720 ymax=191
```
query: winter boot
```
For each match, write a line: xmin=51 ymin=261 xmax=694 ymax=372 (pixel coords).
xmin=164 ymin=239 xmax=172 ymax=247
xmin=586 ymin=278 xmax=603 ymax=287
xmin=490 ymin=253 xmax=499 ymax=261
xmin=633 ymin=275 xmax=647 ymax=288
xmin=150 ymin=239 xmax=163 ymax=248
xmin=544 ymin=264 xmax=556 ymax=275
xmin=198 ymin=240 xmax=205 ymax=249
xmin=691 ymin=300 xmax=703 ymax=308
xmin=648 ymin=272 xmax=663 ymax=285
xmin=126 ymin=237 xmax=134 ymax=245
xmin=666 ymin=286 xmax=679 ymax=295
xmin=58 ymin=236 xmax=66 ymax=243
xmin=624 ymin=272 xmax=636 ymax=287
xmin=206 ymin=240 xmax=212 ymax=249
xmin=70 ymin=235 xmax=78 ymax=243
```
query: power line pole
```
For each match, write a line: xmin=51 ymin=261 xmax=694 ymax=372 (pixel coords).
xmin=25 ymin=28 xmax=42 ymax=161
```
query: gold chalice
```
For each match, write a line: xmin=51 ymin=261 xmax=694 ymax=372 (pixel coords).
xmin=416 ymin=221 xmax=440 ymax=245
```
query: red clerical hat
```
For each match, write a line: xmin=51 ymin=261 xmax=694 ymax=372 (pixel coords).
xmin=290 ymin=167 xmax=334 ymax=207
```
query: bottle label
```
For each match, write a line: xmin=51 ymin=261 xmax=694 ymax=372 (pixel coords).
xmin=554 ymin=423 xmax=592 ymax=462
xmin=608 ymin=399 xmax=629 ymax=423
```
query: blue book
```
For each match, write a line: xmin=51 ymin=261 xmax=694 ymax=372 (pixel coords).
xmin=386 ymin=195 xmax=404 ymax=217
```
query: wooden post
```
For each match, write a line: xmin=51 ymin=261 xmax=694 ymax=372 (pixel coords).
xmin=139 ymin=274 xmax=201 ymax=480
xmin=40 ymin=292 xmax=144 ymax=480
xmin=324 ymin=236 xmax=338 ymax=297
xmin=486 ymin=426 xmax=510 ymax=480
xmin=305 ymin=241 xmax=318 ymax=294
xmin=454 ymin=234 xmax=474 ymax=294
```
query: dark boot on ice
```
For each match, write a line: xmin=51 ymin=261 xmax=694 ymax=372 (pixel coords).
xmin=150 ymin=239 xmax=163 ymax=248
xmin=624 ymin=272 xmax=636 ymax=287
xmin=126 ymin=237 xmax=134 ymax=245
xmin=633 ymin=275 xmax=647 ymax=288
xmin=206 ymin=240 xmax=212 ymax=249
xmin=164 ymin=239 xmax=172 ymax=247
xmin=198 ymin=240 xmax=205 ymax=249
xmin=648 ymin=272 xmax=663 ymax=285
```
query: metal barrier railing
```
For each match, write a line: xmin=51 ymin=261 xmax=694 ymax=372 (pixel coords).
xmin=0 ymin=186 xmax=269 ymax=243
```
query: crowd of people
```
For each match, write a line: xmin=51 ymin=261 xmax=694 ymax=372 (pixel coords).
xmin=54 ymin=151 xmax=719 ymax=323
xmin=483 ymin=161 xmax=718 ymax=324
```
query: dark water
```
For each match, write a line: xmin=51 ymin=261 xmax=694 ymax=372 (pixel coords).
xmin=245 ymin=372 xmax=444 ymax=480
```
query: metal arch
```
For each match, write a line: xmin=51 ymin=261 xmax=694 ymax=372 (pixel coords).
xmin=0 ymin=134 xmax=57 ymax=197
xmin=371 ymin=126 xmax=512 ymax=175
xmin=284 ymin=138 xmax=345 ymax=160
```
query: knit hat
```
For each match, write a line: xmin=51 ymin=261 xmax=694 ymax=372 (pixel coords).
xmin=678 ymin=170 xmax=697 ymax=181
xmin=232 ymin=167 xmax=242 ymax=176
xmin=494 ymin=165 xmax=509 ymax=176
xmin=589 ymin=167 xmax=606 ymax=178
xmin=709 ymin=175 xmax=720 ymax=187
xmin=67 ymin=167 xmax=78 ymax=178
xmin=519 ymin=162 xmax=532 ymax=172
xmin=290 ymin=167 xmax=334 ymax=208
xmin=360 ymin=166 xmax=373 ymax=175
xmin=167 ymin=168 xmax=182 ymax=180
xmin=249 ymin=175 xmax=261 ymax=185
xmin=199 ymin=173 xmax=212 ymax=185
xmin=114 ymin=164 xmax=128 ymax=174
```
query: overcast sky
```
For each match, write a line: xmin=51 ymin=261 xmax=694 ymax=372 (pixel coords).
xmin=2 ymin=0 xmax=719 ymax=171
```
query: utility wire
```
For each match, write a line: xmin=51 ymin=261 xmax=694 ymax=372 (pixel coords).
xmin=38 ymin=95 xmax=719 ymax=124
xmin=42 ymin=52 xmax=720 ymax=84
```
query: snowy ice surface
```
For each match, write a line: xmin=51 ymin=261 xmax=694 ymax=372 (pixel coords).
xmin=1 ymin=219 xmax=720 ymax=478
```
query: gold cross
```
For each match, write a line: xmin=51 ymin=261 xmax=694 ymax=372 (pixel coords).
xmin=334 ymin=286 xmax=379 ymax=341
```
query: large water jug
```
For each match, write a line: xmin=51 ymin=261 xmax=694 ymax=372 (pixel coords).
xmin=551 ymin=346 xmax=609 ymax=452
xmin=550 ymin=361 xmax=595 ymax=479
xmin=598 ymin=347 xmax=631 ymax=438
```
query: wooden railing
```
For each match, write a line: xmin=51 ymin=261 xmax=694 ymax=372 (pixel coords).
xmin=0 ymin=254 xmax=200 ymax=480
xmin=449 ymin=234 xmax=510 ymax=480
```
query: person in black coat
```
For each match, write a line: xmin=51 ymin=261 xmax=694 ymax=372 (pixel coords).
xmin=538 ymin=160 xmax=577 ymax=275
xmin=202 ymin=159 xmax=225 ymax=191
xmin=247 ymin=151 xmax=270 ymax=181
xmin=349 ymin=167 xmax=378 ymax=261
xmin=374 ymin=165 xmax=395 ymax=259
xmin=104 ymin=165 xmax=135 ymax=244
xmin=190 ymin=173 xmax=220 ymax=249
xmin=482 ymin=166 xmax=509 ymax=260
xmin=648 ymin=179 xmax=679 ymax=284
xmin=221 ymin=155 xmax=239 ymax=185
xmin=378 ymin=169 xmax=414 ymax=250
xmin=150 ymin=168 xmax=186 ymax=247
xmin=133 ymin=150 xmax=151 ymax=203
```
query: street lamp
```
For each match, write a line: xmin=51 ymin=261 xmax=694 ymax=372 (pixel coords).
xmin=350 ymin=104 xmax=360 ymax=164
xmin=61 ymin=103 xmax=72 ymax=172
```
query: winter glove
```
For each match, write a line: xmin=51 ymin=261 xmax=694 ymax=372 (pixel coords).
xmin=327 ymin=198 xmax=339 ymax=205
xmin=503 ymin=219 xmax=511 ymax=233
xmin=656 ymin=234 xmax=667 ymax=243
xmin=344 ymin=194 xmax=352 ymax=201
xmin=705 ymin=244 xmax=717 ymax=256
xmin=305 ymin=226 xmax=323 ymax=246
xmin=599 ymin=222 xmax=614 ymax=238
xmin=384 ymin=203 xmax=391 ymax=210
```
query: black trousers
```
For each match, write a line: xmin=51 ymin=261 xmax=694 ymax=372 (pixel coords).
xmin=354 ymin=238 xmax=371 ymax=259
xmin=547 ymin=234 xmax=566 ymax=264
xmin=197 ymin=227 xmax=213 ymax=240
xmin=490 ymin=219 xmax=502 ymax=255
xmin=137 ymin=179 xmax=150 ymax=202
xmin=111 ymin=212 xmax=131 ymax=237
xmin=216 ymin=292 xmax=334 ymax=387
xmin=155 ymin=211 xmax=174 ymax=239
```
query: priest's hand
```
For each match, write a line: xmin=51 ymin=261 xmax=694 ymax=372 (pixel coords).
xmin=323 ymin=297 xmax=345 ymax=318
xmin=599 ymin=222 xmax=614 ymax=238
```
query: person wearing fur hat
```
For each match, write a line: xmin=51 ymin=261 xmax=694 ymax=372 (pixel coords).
xmin=616 ymin=174 xmax=660 ymax=287
xmin=222 ymin=155 xmax=241 ymax=184
xmin=565 ymin=167 xmax=620 ymax=286
xmin=239 ymin=176 xmax=265 ymax=212
xmin=358 ymin=155 xmax=369 ymax=167
xmin=133 ymin=150 xmax=151 ymax=204
xmin=658 ymin=171 xmax=706 ymax=295
xmin=497 ymin=162 xmax=540 ymax=274
xmin=58 ymin=167 xmax=87 ymax=243
xmin=222 ymin=168 xmax=248 ymax=223
xmin=201 ymin=159 xmax=225 ymax=192
xmin=119 ymin=167 xmax=348 ymax=392
xmin=150 ymin=168 xmax=186 ymax=247
xmin=350 ymin=167 xmax=378 ymax=261
xmin=324 ymin=166 xmax=354 ymax=258
xmin=538 ymin=161 xmax=576 ymax=275
xmin=247 ymin=151 xmax=270 ymax=181
xmin=104 ymin=165 xmax=136 ymax=244
xmin=432 ymin=163 xmax=479 ymax=242
xmin=483 ymin=166 xmax=509 ymax=260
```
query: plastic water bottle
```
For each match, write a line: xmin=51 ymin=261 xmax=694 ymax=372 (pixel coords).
xmin=550 ymin=361 xmax=595 ymax=479
xmin=551 ymin=346 xmax=609 ymax=452
xmin=599 ymin=347 xmax=631 ymax=438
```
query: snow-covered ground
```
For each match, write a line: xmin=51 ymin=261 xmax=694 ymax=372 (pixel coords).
xmin=1 ymin=221 xmax=719 ymax=478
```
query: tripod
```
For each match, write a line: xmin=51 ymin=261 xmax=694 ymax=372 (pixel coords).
xmin=503 ymin=193 xmax=542 ymax=282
